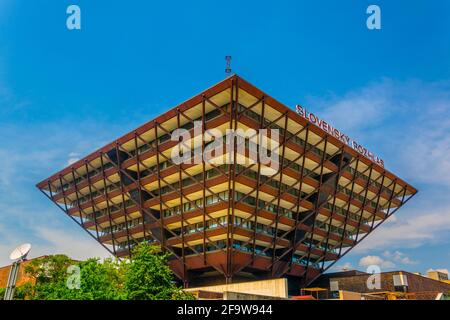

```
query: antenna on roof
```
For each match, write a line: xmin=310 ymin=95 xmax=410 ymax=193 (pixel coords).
xmin=225 ymin=56 xmax=232 ymax=75
xmin=4 ymin=243 xmax=31 ymax=300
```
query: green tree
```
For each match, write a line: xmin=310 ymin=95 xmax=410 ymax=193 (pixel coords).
xmin=73 ymin=258 xmax=126 ymax=300
xmin=124 ymin=243 xmax=194 ymax=300
xmin=24 ymin=255 xmax=126 ymax=300
xmin=14 ymin=283 xmax=34 ymax=300
xmin=0 ymin=283 xmax=33 ymax=300
xmin=11 ymin=243 xmax=194 ymax=300
xmin=24 ymin=254 xmax=76 ymax=300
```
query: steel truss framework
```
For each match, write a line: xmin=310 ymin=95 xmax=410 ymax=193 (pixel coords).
xmin=37 ymin=75 xmax=417 ymax=288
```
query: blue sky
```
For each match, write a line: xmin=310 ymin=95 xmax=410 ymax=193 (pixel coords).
xmin=0 ymin=0 xmax=449 ymax=275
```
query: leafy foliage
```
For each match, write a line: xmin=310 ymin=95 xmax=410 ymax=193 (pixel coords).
xmin=0 ymin=281 xmax=33 ymax=300
xmin=24 ymin=254 xmax=76 ymax=299
xmin=74 ymin=258 xmax=126 ymax=300
xmin=3 ymin=243 xmax=194 ymax=300
xmin=124 ymin=243 xmax=194 ymax=300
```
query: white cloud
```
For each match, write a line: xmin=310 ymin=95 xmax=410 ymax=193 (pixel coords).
xmin=67 ymin=158 xmax=79 ymax=165
xmin=2 ymin=76 xmax=450 ymax=272
xmin=384 ymin=215 xmax=397 ymax=224
xmin=308 ymin=78 xmax=450 ymax=187
xmin=359 ymin=255 xmax=382 ymax=266
xmin=0 ymin=77 xmax=31 ymax=118
xmin=67 ymin=152 xmax=81 ymax=166
xmin=0 ymin=120 xmax=127 ymax=267
xmin=0 ymin=68 xmax=157 ymax=268
xmin=307 ymin=78 xmax=450 ymax=254
xmin=0 ymin=228 xmax=112 ymax=267
xmin=34 ymin=227 xmax=112 ymax=261
xmin=383 ymin=250 xmax=417 ymax=265
xmin=354 ymin=210 xmax=450 ymax=252
xmin=359 ymin=255 xmax=395 ymax=270
xmin=306 ymin=79 xmax=397 ymax=133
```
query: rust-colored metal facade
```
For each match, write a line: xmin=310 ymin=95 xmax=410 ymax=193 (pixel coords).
xmin=36 ymin=75 xmax=417 ymax=289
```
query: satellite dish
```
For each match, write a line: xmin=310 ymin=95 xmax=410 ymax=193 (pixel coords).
xmin=9 ymin=243 xmax=31 ymax=261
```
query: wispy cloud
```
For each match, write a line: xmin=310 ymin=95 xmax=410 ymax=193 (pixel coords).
xmin=307 ymin=78 xmax=450 ymax=255
xmin=0 ymin=224 xmax=112 ymax=267
xmin=0 ymin=119 xmax=128 ymax=266
xmin=2 ymin=76 xmax=450 ymax=271
xmin=383 ymin=250 xmax=417 ymax=265
xmin=0 ymin=75 xmax=31 ymax=118
xmin=306 ymin=79 xmax=398 ymax=133
xmin=67 ymin=152 xmax=81 ymax=166
xmin=307 ymin=78 xmax=450 ymax=186
xmin=353 ymin=209 xmax=450 ymax=252
xmin=33 ymin=227 xmax=112 ymax=262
